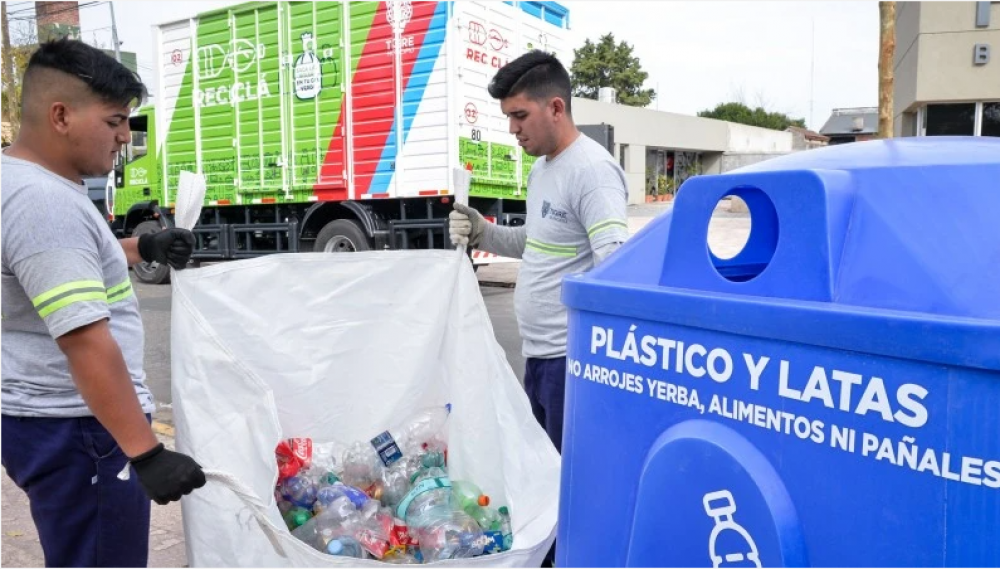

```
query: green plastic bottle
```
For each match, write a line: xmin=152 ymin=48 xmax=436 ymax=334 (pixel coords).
xmin=283 ymin=506 xmax=312 ymax=530
xmin=498 ymin=506 xmax=513 ymax=551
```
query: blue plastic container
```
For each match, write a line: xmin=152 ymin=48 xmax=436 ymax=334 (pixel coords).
xmin=559 ymin=137 xmax=1000 ymax=567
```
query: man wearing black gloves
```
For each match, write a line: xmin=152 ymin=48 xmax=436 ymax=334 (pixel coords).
xmin=1 ymin=39 xmax=205 ymax=567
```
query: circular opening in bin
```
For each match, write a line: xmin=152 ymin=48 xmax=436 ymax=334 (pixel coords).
xmin=708 ymin=196 xmax=751 ymax=260
xmin=708 ymin=187 xmax=778 ymax=283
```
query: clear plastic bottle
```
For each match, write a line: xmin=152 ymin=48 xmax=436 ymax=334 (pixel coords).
xmin=314 ymin=483 xmax=371 ymax=514
xmin=291 ymin=500 xmax=360 ymax=553
xmin=326 ymin=536 xmax=364 ymax=558
xmin=409 ymin=509 xmax=486 ymax=562
xmin=396 ymin=476 xmax=452 ymax=528
xmin=410 ymin=466 xmax=448 ymax=486
xmin=353 ymin=509 xmax=394 ymax=559
xmin=279 ymin=475 xmax=317 ymax=509
xmin=376 ymin=463 xmax=413 ymax=510
xmin=393 ymin=404 xmax=452 ymax=455
xmin=341 ymin=440 xmax=385 ymax=489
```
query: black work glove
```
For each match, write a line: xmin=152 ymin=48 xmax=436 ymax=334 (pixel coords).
xmin=129 ymin=443 xmax=207 ymax=505
xmin=138 ymin=228 xmax=195 ymax=270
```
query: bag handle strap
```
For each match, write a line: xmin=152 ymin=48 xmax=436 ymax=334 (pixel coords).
xmin=204 ymin=470 xmax=289 ymax=558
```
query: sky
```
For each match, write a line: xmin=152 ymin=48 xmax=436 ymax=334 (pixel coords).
xmin=43 ymin=0 xmax=880 ymax=131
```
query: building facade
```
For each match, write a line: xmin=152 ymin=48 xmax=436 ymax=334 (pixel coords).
xmin=894 ymin=1 xmax=1000 ymax=137
xmin=572 ymin=97 xmax=795 ymax=205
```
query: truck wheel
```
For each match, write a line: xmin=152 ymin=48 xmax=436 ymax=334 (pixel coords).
xmin=131 ymin=220 xmax=171 ymax=284
xmin=315 ymin=219 xmax=372 ymax=253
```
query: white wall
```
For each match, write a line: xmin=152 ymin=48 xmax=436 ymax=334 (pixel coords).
xmin=573 ymin=97 xmax=796 ymax=204
xmin=573 ymin=98 xmax=731 ymax=151
xmin=726 ymin=123 xmax=794 ymax=152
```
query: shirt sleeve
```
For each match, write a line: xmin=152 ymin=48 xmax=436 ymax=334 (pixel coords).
xmin=3 ymin=187 xmax=110 ymax=339
xmin=480 ymin=223 xmax=528 ymax=259
xmin=578 ymin=160 xmax=629 ymax=251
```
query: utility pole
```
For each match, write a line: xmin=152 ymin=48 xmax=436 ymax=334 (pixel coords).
xmin=2 ymin=1 xmax=19 ymax=140
xmin=878 ymin=1 xmax=895 ymax=138
xmin=109 ymin=1 xmax=121 ymax=62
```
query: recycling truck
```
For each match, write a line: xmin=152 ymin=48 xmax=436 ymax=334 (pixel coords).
xmin=109 ymin=0 xmax=571 ymax=283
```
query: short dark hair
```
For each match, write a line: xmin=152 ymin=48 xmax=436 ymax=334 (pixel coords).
xmin=488 ymin=50 xmax=572 ymax=115
xmin=23 ymin=38 xmax=147 ymax=108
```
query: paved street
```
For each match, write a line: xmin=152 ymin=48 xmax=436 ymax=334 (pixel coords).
xmin=1 ymin=200 xmax=750 ymax=567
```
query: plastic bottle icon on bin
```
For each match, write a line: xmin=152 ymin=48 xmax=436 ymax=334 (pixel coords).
xmin=703 ymin=490 xmax=761 ymax=568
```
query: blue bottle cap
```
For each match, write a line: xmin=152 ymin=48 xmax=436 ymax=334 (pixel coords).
xmin=327 ymin=540 xmax=344 ymax=555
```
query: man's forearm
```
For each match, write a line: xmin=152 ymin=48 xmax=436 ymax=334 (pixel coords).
xmin=479 ymin=224 xmax=527 ymax=259
xmin=118 ymin=237 xmax=144 ymax=266
xmin=57 ymin=320 xmax=158 ymax=458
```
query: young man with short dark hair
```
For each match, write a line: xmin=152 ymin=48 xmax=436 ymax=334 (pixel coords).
xmin=2 ymin=38 xmax=205 ymax=567
xmin=449 ymin=50 xmax=629 ymax=453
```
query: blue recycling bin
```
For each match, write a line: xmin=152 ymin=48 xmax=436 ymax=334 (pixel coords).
xmin=559 ymin=137 xmax=1000 ymax=567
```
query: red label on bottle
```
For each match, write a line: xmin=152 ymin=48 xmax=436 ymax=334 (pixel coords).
xmin=275 ymin=441 xmax=302 ymax=480
xmin=287 ymin=438 xmax=312 ymax=467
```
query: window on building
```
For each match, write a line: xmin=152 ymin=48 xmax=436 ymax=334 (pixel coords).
xmin=925 ymin=103 xmax=977 ymax=136
xmin=619 ymin=144 xmax=628 ymax=171
xmin=982 ymin=102 xmax=1000 ymax=138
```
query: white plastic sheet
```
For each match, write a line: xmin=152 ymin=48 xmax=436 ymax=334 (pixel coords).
xmin=169 ymin=239 xmax=560 ymax=566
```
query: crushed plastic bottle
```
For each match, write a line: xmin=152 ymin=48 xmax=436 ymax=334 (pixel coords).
xmin=393 ymin=404 xmax=452 ymax=456
xmin=409 ymin=509 xmax=486 ymax=562
xmin=396 ymin=476 xmax=452 ymax=528
xmin=291 ymin=500 xmax=360 ymax=554
xmin=375 ymin=461 xmax=414 ymax=509
xmin=279 ymin=475 xmax=317 ymax=509
xmin=342 ymin=440 xmax=385 ymax=489
xmin=354 ymin=509 xmax=394 ymax=559
xmin=315 ymin=482 xmax=372 ymax=514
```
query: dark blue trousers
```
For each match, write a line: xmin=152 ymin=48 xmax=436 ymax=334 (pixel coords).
xmin=1 ymin=415 xmax=151 ymax=567
xmin=524 ymin=356 xmax=566 ymax=566
xmin=524 ymin=356 xmax=567 ymax=453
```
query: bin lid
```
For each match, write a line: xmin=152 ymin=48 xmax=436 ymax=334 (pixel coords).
xmin=564 ymin=137 xmax=1000 ymax=371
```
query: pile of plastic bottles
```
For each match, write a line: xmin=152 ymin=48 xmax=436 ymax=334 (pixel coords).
xmin=273 ymin=404 xmax=513 ymax=563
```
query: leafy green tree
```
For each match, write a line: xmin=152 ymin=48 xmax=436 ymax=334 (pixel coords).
xmin=570 ymin=33 xmax=655 ymax=107
xmin=698 ymin=102 xmax=806 ymax=131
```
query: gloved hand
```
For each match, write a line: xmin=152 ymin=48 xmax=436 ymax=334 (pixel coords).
xmin=138 ymin=228 xmax=195 ymax=270
xmin=448 ymin=203 xmax=486 ymax=248
xmin=129 ymin=443 xmax=207 ymax=505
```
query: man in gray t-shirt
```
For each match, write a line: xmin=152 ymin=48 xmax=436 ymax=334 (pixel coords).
xmin=1 ymin=39 xmax=204 ymax=567
xmin=450 ymin=51 xmax=628 ymax=566
xmin=449 ymin=51 xmax=628 ymax=453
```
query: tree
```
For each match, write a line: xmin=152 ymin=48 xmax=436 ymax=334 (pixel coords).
xmin=570 ymin=33 xmax=655 ymax=107
xmin=878 ymin=1 xmax=896 ymax=138
xmin=697 ymin=102 xmax=806 ymax=131
xmin=2 ymin=8 xmax=37 ymax=143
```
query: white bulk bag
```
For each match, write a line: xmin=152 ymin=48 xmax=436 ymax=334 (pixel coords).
xmin=169 ymin=248 xmax=561 ymax=567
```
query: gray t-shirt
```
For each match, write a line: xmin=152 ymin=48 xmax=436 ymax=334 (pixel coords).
xmin=1 ymin=153 xmax=154 ymax=417
xmin=480 ymin=133 xmax=629 ymax=358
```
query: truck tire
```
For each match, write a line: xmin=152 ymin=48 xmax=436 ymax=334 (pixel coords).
xmin=314 ymin=219 xmax=372 ymax=253
xmin=131 ymin=220 xmax=171 ymax=284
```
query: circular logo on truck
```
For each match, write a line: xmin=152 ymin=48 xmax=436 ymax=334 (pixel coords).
xmin=465 ymin=103 xmax=479 ymax=124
